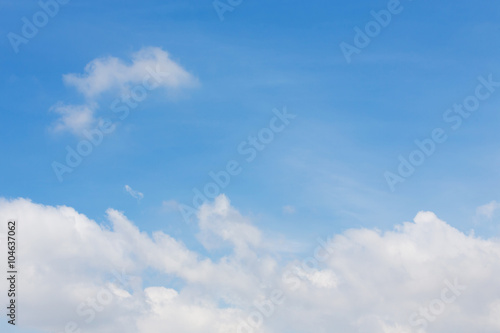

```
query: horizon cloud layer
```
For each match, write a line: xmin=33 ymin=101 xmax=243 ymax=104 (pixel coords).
xmin=0 ymin=195 xmax=499 ymax=333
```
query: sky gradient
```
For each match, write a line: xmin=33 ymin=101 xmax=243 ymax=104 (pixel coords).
xmin=1 ymin=0 xmax=500 ymax=332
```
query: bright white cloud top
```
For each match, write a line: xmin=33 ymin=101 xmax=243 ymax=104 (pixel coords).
xmin=1 ymin=195 xmax=499 ymax=333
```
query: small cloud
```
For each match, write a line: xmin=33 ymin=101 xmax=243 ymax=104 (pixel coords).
xmin=162 ymin=200 xmax=180 ymax=212
xmin=50 ymin=47 xmax=198 ymax=137
xmin=50 ymin=103 xmax=96 ymax=136
xmin=476 ymin=200 xmax=500 ymax=220
xmin=63 ymin=47 xmax=198 ymax=99
xmin=124 ymin=185 xmax=144 ymax=201
xmin=282 ymin=205 xmax=296 ymax=215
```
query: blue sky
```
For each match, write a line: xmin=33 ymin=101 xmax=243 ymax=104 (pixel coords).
xmin=2 ymin=1 xmax=500 ymax=332
xmin=2 ymin=0 xmax=500 ymax=241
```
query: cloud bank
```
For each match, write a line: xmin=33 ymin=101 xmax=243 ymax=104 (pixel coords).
xmin=1 ymin=195 xmax=500 ymax=333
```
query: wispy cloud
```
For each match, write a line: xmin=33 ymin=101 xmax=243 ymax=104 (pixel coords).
xmin=282 ymin=205 xmax=296 ymax=214
xmin=124 ymin=185 xmax=144 ymax=201
xmin=476 ymin=200 xmax=500 ymax=220
xmin=50 ymin=103 xmax=96 ymax=136
xmin=162 ymin=200 xmax=180 ymax=212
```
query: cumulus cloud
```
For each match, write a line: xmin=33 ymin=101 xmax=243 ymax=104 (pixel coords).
xmin=1 ymin=196 xmax=500 ymax=333
xmin=124 ymin=185 xmax=144 ymax=201
xmin=196 ymin=195 xmax=262 ymax=256
xmin=63 ymin=47 xmax=198 ymax=99
xmin=50 ymin=47 xmax=197 ymax=135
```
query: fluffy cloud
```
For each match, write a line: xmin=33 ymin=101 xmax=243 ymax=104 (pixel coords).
xmin=63 ymin=47 xmax=197 ymax=99
xmin=50 ymin=47 xmax=197 ymax=136
xmin=196 ymin=196 xmax=262 ymax=256
xmin=1 ymin=195 xmax=500 ymax=333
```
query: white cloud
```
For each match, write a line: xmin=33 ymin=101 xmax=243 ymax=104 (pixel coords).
xmin=196 ymin=195 xmax=262 ymax=256
xmin=50 ymin=47 xmax=197 ymax=135
xmin=50 ymin=103 xmax=96 ymax=136
xmin=1 ymin=196 xmax=500 ymax=333
xmin=476 ymin=200 xmax=500 ymax=220
xmin=124 ymin=185 xmax=144 ymax=201
xmin=63 ymin=47 xmax=198 ymax=99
